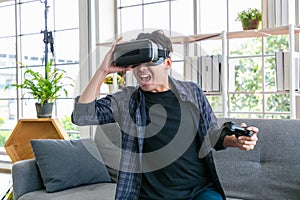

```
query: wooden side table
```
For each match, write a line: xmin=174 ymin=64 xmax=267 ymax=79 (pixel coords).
xmin=4 ymin=118 xmax=69 ymax=163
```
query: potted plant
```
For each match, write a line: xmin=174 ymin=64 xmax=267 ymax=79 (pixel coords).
xmin=5 ymin=59 xmax=74 ymax=118
xmin=104 ymin=71 xmax=125 ymax=93
xmin=236 ymin=8 xmax=262 ymax=30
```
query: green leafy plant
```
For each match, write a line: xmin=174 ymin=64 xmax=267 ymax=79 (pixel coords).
xmin=5 ymin=59 xmax=74 ymax=106
xmin=236 ymin=8 xmax=262 ymax=29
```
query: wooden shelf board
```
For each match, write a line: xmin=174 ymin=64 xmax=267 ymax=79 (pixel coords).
xmin=227 ymin=26 xmax=300 ymax=39
xmin=171 ymin=33 xmax=221 ymax=44
xmin=96 ymin=26 xmax=300 ymax=47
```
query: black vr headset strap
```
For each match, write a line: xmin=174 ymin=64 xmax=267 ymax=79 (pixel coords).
xmin=158 ymin=49 xmax=170 ymax=58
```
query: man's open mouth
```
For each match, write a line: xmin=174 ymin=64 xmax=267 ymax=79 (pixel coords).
xmin=140 ymin=74 xmax=151 ymax=83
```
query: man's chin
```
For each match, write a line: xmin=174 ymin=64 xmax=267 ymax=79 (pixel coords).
xmin=140 ymin=84 xmax=152 ymax=91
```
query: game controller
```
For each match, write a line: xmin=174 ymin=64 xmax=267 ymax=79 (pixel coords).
xmin=222 ymin=121 xmax=254 ymax=138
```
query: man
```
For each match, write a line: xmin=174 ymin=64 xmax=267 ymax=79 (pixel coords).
xmin=72 ymin=30 xmax=259 ymax=200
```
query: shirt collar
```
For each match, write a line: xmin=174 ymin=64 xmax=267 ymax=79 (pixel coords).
xmin=168 ymin=76 xmax=199 ymax=107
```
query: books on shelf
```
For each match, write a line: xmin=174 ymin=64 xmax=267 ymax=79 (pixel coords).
xmin=201 ymin=56 xmax=207 ymax=91
xmin=267 ymin=0 xmax=275 ymax=28
xmin=275 ymin=50 xmax=300 ymax=91
xmin=212 ymin=55 xmax=222 ymax=92
xmin=263 ymin=0 xmax=295 ymax=28
xmin=184 ymin=55 xmax=222 ymax=92
xmin=275 ymin=50 xmax=284 ymax=91
xmin=262 ymin=0 xmax=269 ymax=29
xmin=281 ymin=0 xmax=289 ymax=26
xmin=184 ymin=56 xmax=199 ymax=84
xmin=205 ymin=56 xmax=213 ymax=92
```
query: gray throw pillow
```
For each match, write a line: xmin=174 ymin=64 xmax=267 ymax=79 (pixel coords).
xmin=31 ymin=138 xmax=111 ymax=192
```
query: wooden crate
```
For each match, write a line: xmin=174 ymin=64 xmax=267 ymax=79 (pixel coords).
xmin=4 ymin=118 xmax=69 ymax=163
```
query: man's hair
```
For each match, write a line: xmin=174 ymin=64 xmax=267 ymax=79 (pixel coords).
xmin=136 ymin=30 xmax=173 ymax=53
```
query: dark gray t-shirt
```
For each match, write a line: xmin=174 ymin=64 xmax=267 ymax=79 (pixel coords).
xmin=139 ymin=90 xmax=212 ymax=199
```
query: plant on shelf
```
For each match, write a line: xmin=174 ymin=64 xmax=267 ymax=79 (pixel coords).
xmin=236 ymin=8 xmax=262 ymax=30
xmin=5 ymin=59 xmax=74 ymax=118
xmin=104 ymin=71 xmax=125 ymax=92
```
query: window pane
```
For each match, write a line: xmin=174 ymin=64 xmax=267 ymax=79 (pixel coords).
xmin=20 ymin=0 xmax=39 ymax=3
xmin=207 ymin=95 xmax=223 ymax=113
xmin=265 ymin=93 xmax=290 ymax=112
xmin=56 ymin=64 xmax=78 ymax=98
xmin=0 ymin=99 xmax=16 ymax=147
xmin=144 ymin=0 xmax=166 ymax=3
xmin=0 ymin=99 xmax=17 ymax=123
xmin=200 ymin=40 xmax=222 ymax=56
xmin=264 ymin=114 xmax=290 ymax=119
xmin=265 ymin=35 xmax=288 ymax=55
xmin=144 ymin=2 xmax=169 ymax=30
xmin=118 ymin=0 xmax=142 ymax=7
xmin=20 ymin=34 xmax=45 ymax=65
xmin=54 ymin=29 xmax=79 ymax=62
xmin=0 ymin=38 xmax=16 ymax=66
xmin=229 ymin=57 xmax=262 ymax=92
xmin=54 ymin=0 xmax=78 ymax=30
xmin=56 ymin=99 xmax=76 ymax=119
xmin=229 ymin=38 xmax=262 ymax=57
xmin=0 ymin=4 xmax=15 ymax=37
xmin=230 ymin=93 xmax=263 ymax=112
xmin=119 ymin=6 xmax=143 ymax=34
xmin=0 ymin=0 xmax=14 ymax=6
xmin=21 ymin=99 xmax=38 ymax=118
xmin=264 ymin=57 xmax=276 ymax=91
xmin=230 ymin=113 xmax=263 ymax=118
xmin=20 ymin=1 xmax=53 ymax=34
xmin=1 ymin=68 xmax=16 ymax=98
xmin=57 ymin=110 xmax=80 ymax=139
xmin=200 ymin=0 xmax=227 ymax=33
xmin=171 ymin=0 xmax=193 ymax=36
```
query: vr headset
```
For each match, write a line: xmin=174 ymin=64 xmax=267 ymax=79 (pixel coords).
xmin=113 ymin=39 xmax=170 ymax=67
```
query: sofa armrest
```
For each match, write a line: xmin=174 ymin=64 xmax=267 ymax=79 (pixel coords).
xmin=12 ymin=158 xmax=44 ymax=200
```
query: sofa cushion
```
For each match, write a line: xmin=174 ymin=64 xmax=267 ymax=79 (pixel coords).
xmin=19 ymin=183 xmax=116 ymax=200
xmin=214 ymin=118 xmax=300 ymax=200
xmin=31 ymin=138 xmax=111 ymax=192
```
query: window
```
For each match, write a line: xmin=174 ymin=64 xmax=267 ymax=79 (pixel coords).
xmin=116 ymin=0 xmax=297 ymax=119
xmin=0 ymin=0 xmax=80 ymax=150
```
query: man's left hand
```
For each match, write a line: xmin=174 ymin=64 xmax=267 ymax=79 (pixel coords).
xmin=223 ymin=124 xmax=259 ymax=150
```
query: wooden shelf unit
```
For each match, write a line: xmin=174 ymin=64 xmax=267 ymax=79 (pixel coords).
xmin=4 ymin=118 xmax=69 ymax=163
xmin=96 ymin=26 xmax=300 ymax=118
xmin=173 ymin=25 xmax=300 ymax=118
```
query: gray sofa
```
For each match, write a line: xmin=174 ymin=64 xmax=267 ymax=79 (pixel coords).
xmin=12 ymin=118 xmax=300 ymax=200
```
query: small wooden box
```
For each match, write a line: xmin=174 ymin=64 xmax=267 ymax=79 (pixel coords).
xmin=4 ymin=118 xmax=69 ymax=163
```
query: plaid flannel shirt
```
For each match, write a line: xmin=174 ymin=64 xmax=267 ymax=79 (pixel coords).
xmin=72 ymin=76 xmax=226 ymax=200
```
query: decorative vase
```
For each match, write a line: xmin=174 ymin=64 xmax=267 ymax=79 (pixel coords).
xmin=242 ymin=19 xmax=261 ymax=30
xmin=35 ymin=102 xmax=53 ymax=118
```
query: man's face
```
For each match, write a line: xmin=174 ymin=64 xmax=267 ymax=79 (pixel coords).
xmin=132 ymin=58 xmax=171 ymax=93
